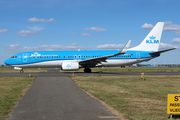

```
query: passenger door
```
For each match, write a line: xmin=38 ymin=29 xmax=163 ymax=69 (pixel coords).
xmin=136 ymin=52 xmax=140 ymax=61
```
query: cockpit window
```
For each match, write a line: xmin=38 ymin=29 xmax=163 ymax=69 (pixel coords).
xmin=11 ymin=56 xmax=17 ymax=58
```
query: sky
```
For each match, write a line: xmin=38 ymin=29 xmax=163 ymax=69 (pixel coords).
xmin=1 ymin=0 xmax=180 ymax=65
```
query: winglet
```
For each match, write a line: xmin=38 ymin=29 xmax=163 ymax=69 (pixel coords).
xmin=120 ymin=40 xmax=131 ymax=54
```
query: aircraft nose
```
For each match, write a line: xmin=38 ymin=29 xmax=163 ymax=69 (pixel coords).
xmin=4 ymin=59 xmax=10 ymax=65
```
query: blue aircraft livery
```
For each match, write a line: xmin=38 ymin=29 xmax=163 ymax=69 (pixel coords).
xmin=4 ymin=22 xmax=176 ymax=73
xmin=66 ymin=64 xmax=71 ymax=68
xmin=146 ymin=36 xmax=159 ymax=44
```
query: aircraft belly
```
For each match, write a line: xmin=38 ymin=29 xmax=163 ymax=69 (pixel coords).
xmin=101 ymin=59 xmax=136 ymax=66
xmin=12 ymin=60 xmax=79 ymax=68
xmin=29 ymin=61 xmax=61 ymax=68
xmin=12 ymin=60 xmax=62 ymax=68
xmin=100 ymin=58 xmax=151 ymax=67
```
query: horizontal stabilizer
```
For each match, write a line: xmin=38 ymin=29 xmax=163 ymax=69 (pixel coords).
xmin=149 ymin=48 xmax=176 ymax=55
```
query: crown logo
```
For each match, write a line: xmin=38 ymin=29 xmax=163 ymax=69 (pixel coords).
xmin=149 ymin=36 xmax=156 ymax=39
xmin=66 ymin=64 xmax=71 ymax=67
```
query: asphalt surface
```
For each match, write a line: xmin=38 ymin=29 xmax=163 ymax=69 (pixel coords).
xmin=7 ymin=77 xmax=120 ymax=120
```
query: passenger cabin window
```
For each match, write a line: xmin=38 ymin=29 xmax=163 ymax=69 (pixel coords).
xmin=11 ymin=56 xmax=17 ymax=58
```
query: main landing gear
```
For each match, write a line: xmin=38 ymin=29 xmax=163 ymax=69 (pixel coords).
xmin=84 ymin=68 xmax=92 ymax=73
xmin=20 ymin=69 xmax=24 ymax=73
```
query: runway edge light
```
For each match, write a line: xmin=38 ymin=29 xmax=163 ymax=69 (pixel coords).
xmin=140 ymin=73 xmax=145 ymax=80
xmin=72 ymin=72 xmax=74 ymax=77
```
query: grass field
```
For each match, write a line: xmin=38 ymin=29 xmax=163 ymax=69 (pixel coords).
xmin=0 ymin=68 xmax=46 ymax=73
xmin=72 ymin=75 xmax=180 ymax=120
xmin=63 ymin=67 xmax=180 ymax=73
xmin=0 ymin=77 xmax=35 ymax=120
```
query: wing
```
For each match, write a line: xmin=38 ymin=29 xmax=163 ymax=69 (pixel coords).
xmin=79 ymin=40 xmax=131 ymax=65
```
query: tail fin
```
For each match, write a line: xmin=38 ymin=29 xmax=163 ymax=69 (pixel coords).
xmin=129 ymin=22 xmax=164 ymax=51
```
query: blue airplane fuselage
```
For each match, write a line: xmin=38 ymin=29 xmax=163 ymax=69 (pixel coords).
xmin=4 ymin=50 xmax=159 ymax=67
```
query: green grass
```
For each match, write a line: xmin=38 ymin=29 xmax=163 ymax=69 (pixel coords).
xmin=0 ymin=68 xmax=46 ymax=73
xmin=72 ymin=75 xmax=180 ymax=120
xmin=62 ymin=67 xmax=180 ymax=73
xmin=0 ymin=77 xmax=35 ymax=120
xmin=94 ymin=67 xmax=180 ymax=72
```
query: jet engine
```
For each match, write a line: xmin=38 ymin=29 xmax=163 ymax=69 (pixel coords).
xmin=61 ymin=62 xmax=79 ymax=71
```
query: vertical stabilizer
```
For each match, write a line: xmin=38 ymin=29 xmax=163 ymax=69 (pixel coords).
xmin=128 ymin=22 xmax=164 ymax=51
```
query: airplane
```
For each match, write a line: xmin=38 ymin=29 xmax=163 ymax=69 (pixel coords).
xmin=4 ymin=22 xmax=176 ymax=73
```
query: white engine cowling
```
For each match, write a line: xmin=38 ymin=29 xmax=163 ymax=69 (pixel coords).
xmin=14 ymin=67 xmax=22 ymax=70
xmin=61 ymin=62 xmax=79 ymax=71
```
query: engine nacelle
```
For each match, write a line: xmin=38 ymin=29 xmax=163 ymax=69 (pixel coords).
xmin=14 ymin=67 xmax=22 ymax=70
xmin=61 ymin=62 xmax=79 ymax=71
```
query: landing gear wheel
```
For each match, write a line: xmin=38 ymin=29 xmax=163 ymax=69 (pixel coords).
xmin=84 ymin=68 xmax=92 ymax=73
xmin=88 ymin=69 xmax=91 ymax=73
xmin=20 ymin=70 xmax=24 ymax=73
